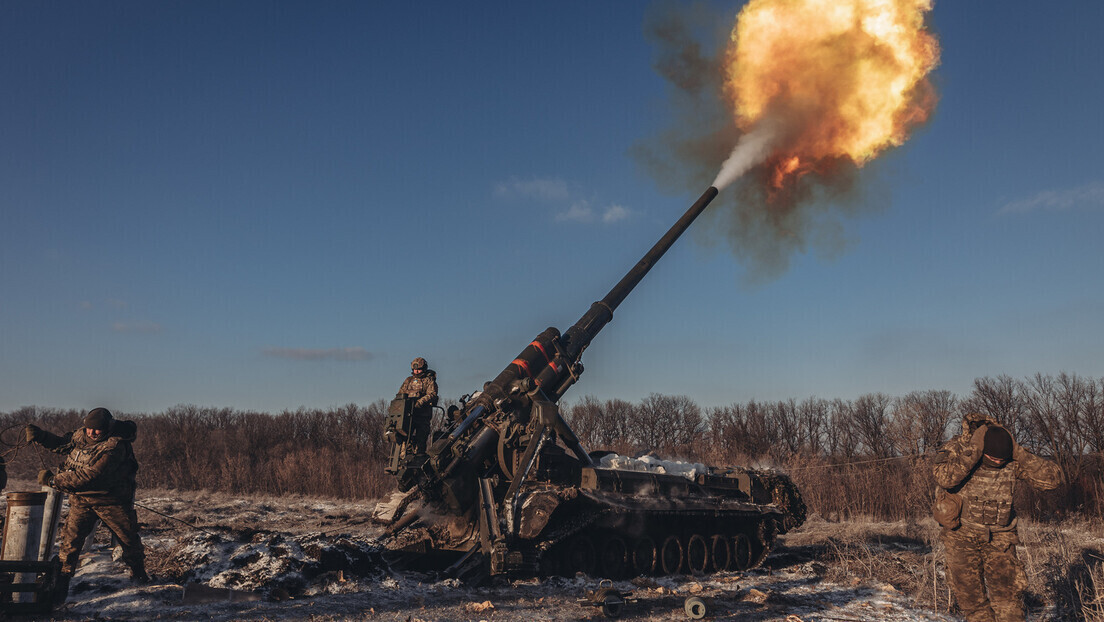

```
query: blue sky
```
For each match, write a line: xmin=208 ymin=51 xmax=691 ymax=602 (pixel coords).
xmin=2 ymin=1 xmax=1102 ymax=415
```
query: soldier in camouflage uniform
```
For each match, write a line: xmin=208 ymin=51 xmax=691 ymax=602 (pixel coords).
xmin=26 ymin=407 xmax=149 ymax=594
xmin=933 ymin=413 xmax=1060 ymax=622
xmin=399 ymin=357 xmax=438 ymax=454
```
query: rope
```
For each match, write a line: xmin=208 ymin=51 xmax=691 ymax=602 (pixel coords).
xmin=783 ymin=452 xmax=930 ymax=472
xmin=134 ymin=501 xmax=223 ymax=539
xmin=0 ymin=422 xmax=53 ymax=471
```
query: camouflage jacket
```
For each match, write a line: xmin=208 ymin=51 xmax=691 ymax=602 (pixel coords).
xmin=38 ymin=421 xmax=140 ymax=505
xmin=399 ymin=370 xmax=438 ymax=409
xmin=933 ymin=428 xmax=1060 ymax=531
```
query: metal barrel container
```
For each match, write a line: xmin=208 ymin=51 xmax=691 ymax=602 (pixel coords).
xmin=2 ymin=492 xmax=49 ymax=602
xmin=36 ymin=486 xmax=63 ymax=562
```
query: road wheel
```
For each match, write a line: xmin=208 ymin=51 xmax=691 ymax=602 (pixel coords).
xmin=686 ymin=534 xmax=709 ymax=575
xmin=731 ymin=532 xmax=753 ymax=571
xmin=599 ymin=536 xmax=628 ymax=579
xmin=564 ymin=535 xmax=597 ymax=576
xmin=709 ymin=535 xmax=731 ymax=572
xmin=631 ymin=537 xmax=657 ymax=576
xmin=660 ymin=535 xmax=684 ymax=575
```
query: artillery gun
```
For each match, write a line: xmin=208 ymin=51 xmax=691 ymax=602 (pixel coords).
xmin=376 ymin=186 xmax=805 ymax=581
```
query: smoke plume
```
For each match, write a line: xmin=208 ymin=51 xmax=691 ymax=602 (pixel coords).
xmin=711 ymin=117 xmax=778 ymax=190
xmin=635 ymin=0 xmax=939 ymax=283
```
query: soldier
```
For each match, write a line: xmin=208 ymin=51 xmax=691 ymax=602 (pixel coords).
xmin=399 ymin=357 xmax=438 ymax=454
xmin=933 ymin=413 xmax=1060 ymax=622
xmin=25 ymin=407 xmax=149 ymax=596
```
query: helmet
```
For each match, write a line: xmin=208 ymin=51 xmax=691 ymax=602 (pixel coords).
xmin=983 ymin=426 xmax=1013 ymax=461
xmin=411 ymin=357 xmax=428 ymax=372
xmin=83 ymin=407 xmax=114 ymax=431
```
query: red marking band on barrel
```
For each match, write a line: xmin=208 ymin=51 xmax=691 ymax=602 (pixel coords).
xmin=534 ymin=361 xmax=562 ymax=387
xmin=512 ymin=358 xmax=532 ymax=377
xmin=530 ymin=340 xmax=552 ymax=364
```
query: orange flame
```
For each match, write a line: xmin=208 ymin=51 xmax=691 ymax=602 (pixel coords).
xmin=722 ymin=0 xmax=939 ymax=193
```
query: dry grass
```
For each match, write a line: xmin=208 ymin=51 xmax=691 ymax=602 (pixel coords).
xmin=1018 ymin=518 xmax=1104 ymax=620
xmin=781 ymin=514 xmax=1104 ymax=621
xmin=782 ymin=514 xmax=952 ymax=612
xmin=1080 ymin=562 xmax=1104 ymax=622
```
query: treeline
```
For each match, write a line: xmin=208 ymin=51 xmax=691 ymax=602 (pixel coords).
xmin=1 ymin=372 xmax=1100 ymax=521
xmin=566 ymin=373 xmax=1104 ymax=521
xmin=1 ymin=402 xmax=394 ymax=500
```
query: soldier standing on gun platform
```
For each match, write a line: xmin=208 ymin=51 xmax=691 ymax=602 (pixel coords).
xmin=932 ymin=413 xmax=1061 ymax=622
xmin=399 ymin=357 xmax=438 ymax=454
xmin=25 ymin=407 xmax=149 ymax=598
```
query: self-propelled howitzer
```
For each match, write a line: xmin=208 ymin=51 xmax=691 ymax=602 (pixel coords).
xmin=377 ymin=186 xmax=805 ymax=580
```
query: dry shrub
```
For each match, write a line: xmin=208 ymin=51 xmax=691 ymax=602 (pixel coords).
xmin=145 ymin=539 xmax=202 ymax=582
xmin=1017 ymin=518 xmax=1104 ymax=621
xmin=784 ymin=454 xmax=937 ymax=522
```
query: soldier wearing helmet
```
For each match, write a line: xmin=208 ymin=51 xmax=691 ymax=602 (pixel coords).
xmin=933 ymin=414 xmax=1060 ymax=622
xmin=399 ymin=357 xmax=438 ymax=454
xmin=25 ymin=407 xmax=149 ymax=599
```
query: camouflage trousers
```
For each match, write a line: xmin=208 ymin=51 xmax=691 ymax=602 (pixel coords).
xmin=59 ymin=498 xmax=145 ymax=576
xmin=410 ymin=408 xmax=432 ymax=455
xmin=942 ymin=525 xmax=1028 ymax=622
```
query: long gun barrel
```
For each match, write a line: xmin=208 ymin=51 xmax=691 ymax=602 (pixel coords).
xmin=480 ymin=186 xmax=720 ymax=406
xmin=403 ymin=186 xmax=721 ymax=510
xmin=561 ymin=185 xmax=720 ymax=365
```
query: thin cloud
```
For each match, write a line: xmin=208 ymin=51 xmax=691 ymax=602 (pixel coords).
xmin=556 ymin=202 xmax=632 ymax=224
xmin=496 ymin=177 xmax=632 ymax=226
xmin=263 ymin=347 xmax=372 ymax=362
xmin=493 ymin=178 xmax=571 ymax=202
xmin=112 ymin=321 xmax=162 ymax=334
xmin=602 ymin=204 xmax=630 ymax=224
xmin=999 ymin=181 xmax=1104 ymax=215
xmin=556 ymin=201 xmax=596 ymax=223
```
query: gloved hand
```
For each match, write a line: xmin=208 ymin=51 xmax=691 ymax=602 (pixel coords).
xmin=1012 ymin=437 xmax=1027 ymax=462
xmin=970 ymin=424 xmax=988 ymax=459
xmin=37 ymin=469 xmax=54 ymax=486
xmin=971 ymin=424 xmax=988 ymax=446
xmin=25 ymin=424 xmax=44 ymax=444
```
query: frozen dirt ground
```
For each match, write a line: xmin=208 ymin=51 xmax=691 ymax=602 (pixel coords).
xmin=3 ymin=485 xmax=1075 ymax=621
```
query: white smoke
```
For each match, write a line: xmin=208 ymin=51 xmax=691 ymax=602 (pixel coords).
xmin=711 ymin=119 xmax=779 ymax=190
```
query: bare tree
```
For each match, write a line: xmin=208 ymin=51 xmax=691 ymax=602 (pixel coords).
xmin=825 ymin=398 xmax=859 ymax=459
xmin=566 ymin=396 xmax=605 ymax=449
xmin=890 ymin=390 xmax=957 ymax=456
xmin=850 ymin=393 xmax=894 ymax=458
xmin=629 ymin=393 xmax=703 ymax=458
xmin=795 ymin=397 xmax=829 ymax=456
xmin=960 ymin=375 xmax=1027 ymax=435
xmin=565 ymin=396 xmax=635 ymax=452
xmin=744 ymin=400 xmax=779 ymax=462
xmin=1080 ymin=377 xmax=1104 ymax=454
xmin=770 ymin=399 xmax=802 ymax=459
xmin=1021 ymin=373 xmax=1090 ymax=485
xmin=705 ymin=404 xmax=751 ymax=464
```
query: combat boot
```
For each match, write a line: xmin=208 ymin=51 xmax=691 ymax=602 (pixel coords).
xmin=128 ymin=562 xmax=151 ymax=585
xmin=53 ymin=572 xmax=72 ymax=604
